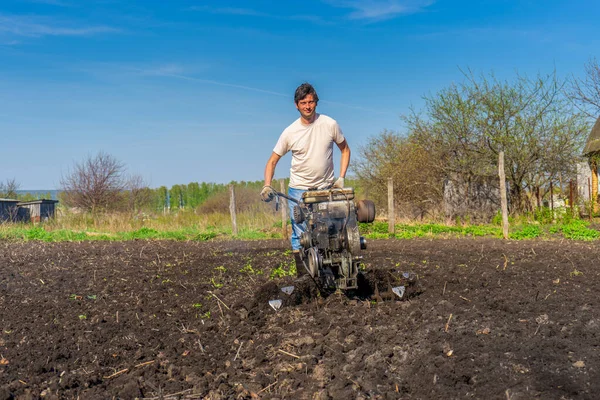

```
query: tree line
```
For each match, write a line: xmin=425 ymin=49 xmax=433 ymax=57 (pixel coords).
xmin=55 ymin=151 xmax=268 ymax=215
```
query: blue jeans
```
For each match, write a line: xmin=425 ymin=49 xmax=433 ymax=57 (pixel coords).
xmin=288 ymin=187 xmax=307 ymax=251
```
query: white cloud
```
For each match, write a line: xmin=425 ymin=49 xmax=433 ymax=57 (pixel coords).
xmin=323 ymin=0 xmax=435 ymax=21
xmin=21 ymin=0 xmax=72 ymax=6
xmin=188 ymin=6 xmax=269 ymax=17
xmin=138 ymin=63 xmax=186 ymax=76
xmin=0 ymin=14 xmax=120 ymax=38
xmin=188 ymin=5 xmax=329 ymax=24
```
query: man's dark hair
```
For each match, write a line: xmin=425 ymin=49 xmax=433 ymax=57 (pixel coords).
xmin=294 ymin=82 xmax=319 ymax=104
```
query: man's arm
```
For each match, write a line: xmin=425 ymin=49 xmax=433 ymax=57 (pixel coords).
xmin=264 ymin=152 xmax=282 ymax=186
xmin=336 ymin=139 xmax=351 ymax=178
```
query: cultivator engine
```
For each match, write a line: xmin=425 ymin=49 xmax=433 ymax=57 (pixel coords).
xmin=278 ymin=187 xmax=376 ymax=290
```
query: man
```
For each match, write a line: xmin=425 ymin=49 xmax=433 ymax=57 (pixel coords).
xmin=261 ymin=82 xmax=351 ymax=277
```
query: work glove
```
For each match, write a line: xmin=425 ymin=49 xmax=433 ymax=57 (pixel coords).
xmin=260 ymin=185 xmax=275 ymax=202
xmin=333 ymin=177 xmax=345 ymax=189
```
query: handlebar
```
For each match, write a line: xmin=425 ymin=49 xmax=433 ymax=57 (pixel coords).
xmin=272 ymin=190 xmax=300 ymax=205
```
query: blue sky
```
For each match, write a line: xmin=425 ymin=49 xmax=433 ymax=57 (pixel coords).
xmin=1 ymin=0 xmax=598 ymax=190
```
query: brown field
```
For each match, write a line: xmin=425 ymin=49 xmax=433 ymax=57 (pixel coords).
xmin=1 ymin=238 xmax=599 ymax=399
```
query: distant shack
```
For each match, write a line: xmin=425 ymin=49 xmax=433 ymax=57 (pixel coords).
xmin=0 ymin=198 xmax=58 ymax=223
xmin=17 ymin=199 xmax=59 ymax=223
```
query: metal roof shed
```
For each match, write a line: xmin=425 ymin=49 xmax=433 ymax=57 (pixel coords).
xmin=0 ymin=199 xmax=19 ymax=222
xmin=17 ymin=199 xmax=59 ymax=223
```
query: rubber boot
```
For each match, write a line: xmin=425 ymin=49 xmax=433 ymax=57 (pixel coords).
xmin=294 ymin=251 xmax=307 ymax=278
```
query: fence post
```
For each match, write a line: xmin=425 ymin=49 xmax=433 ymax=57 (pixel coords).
xmin=279 ymin=179 xmax=288 ymax=240
xmin=498 ymin=151 xmax=509 ymax=240
xmin=550 ymin=181 xmax=554 ymax=212
xmin=569 ymin=180 xmax=573 ymax=217
xmin=589 ymin=177 xmax=593 ymax=221
xmin=229 ymin=184 xmax=238 ymax=236
xmin=388 ymin=177 xmax=395 ymax=235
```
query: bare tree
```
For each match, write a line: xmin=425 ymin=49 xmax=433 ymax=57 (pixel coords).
xmin=354 ymin=130 xmax=444 ymax=218
xmin=126 ymin=174 xmax=153 ymax=214
xmin=568 ymin=58 xmax=600 ymax=118
xmin=60 ymin=152 xmax=126 ymax=213
xmin=0 ymin=178 xmax=20 ymax=199
xmin=406 ymin=70 xmax=588 ymax=213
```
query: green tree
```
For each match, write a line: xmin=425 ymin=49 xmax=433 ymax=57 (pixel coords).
xmin=155 ymin=186 xmax=169 ymax=212
xmin=187 ymin=182 xmax=201 ymax=208
xmin=169 ymin=184 xmax=189 ymax=209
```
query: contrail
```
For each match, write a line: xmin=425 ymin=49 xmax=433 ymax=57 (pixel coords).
xmin=320 ymin=99 xmax=395 ymax=115
xmin=144 ymin=69 xmax=396 ymax=115
xmin=146 ymin=71 xmax=288 ymax=97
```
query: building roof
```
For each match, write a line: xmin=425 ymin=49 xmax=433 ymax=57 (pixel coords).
xmin=17 ymin=199 xmax=59 ymax=205
xmin=0 ymin=198 xmax=19 ymax=202
xmin=583 ymin=116 xmax=600 ymax=155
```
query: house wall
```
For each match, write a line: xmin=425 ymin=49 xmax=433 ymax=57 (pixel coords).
xmin=40 ymin=203 xmax=56 ymax=220
xmin=576 ymin=161 xmax=594 ymax=208
xmin=443 ymin=175 xmax=502 ymax=223
xmin=0 ymin=201 xmax=19 ymax=222
xmin=18 ymin=204 xmax=39 ymax=222
xmin=15 ymin=201 xmax=57 ymax=222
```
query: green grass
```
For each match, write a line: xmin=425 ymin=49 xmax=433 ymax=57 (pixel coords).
xmin=2 ymin=216 xmax=600 ymax=242
xmin=361 ymin=221 xmax=502 ymax=239
xmin=360 ymin=220 xmax=600 ymax=241
xmin=0 ymin=225 xmax=226 ymax=242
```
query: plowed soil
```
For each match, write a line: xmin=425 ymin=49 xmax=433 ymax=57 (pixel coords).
xmin=1 ymin=238 xmax=600 ymax=400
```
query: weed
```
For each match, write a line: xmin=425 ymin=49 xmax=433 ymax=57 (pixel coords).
xmin=210 ymin=277 xmax=223 ymax=288
xmin=270 ymin=261 xmax=296 ymax=279
xmin=240 ymin=263 xmax=262 ymax=275
xmin=200 ymin=311 xmax=211 ymax=319
xmin=560 ymin=220 xmax=600 ymax=241
xmin=570 ymin=269 xmax=584 ymax=277
xmin=509 ymin=225 xmax=541 ymax=240
xmin=195 ymin=231 xmax=218 ymax=241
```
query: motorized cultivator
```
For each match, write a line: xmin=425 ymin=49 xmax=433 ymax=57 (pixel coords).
xmin=266 ymin=187 xmax=414 ymax=311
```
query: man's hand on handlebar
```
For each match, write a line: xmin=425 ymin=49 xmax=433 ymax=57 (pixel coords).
xmin=260 ymin=185 xmax=276 ymax=202
xmin=333 ymin=177 xmax=345 ymax=189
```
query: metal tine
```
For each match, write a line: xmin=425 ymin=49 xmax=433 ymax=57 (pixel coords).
xmin=281 ymin=286 xmax=295 ymax=295
xmin=392 ymin=286 xmax=406 ymax=299
xmin=269 ymin=299 xmax=283 ymax=311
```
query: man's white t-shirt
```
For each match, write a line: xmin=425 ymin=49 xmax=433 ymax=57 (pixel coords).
xmin=273 ymin=113 xmax=345 ymax=190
